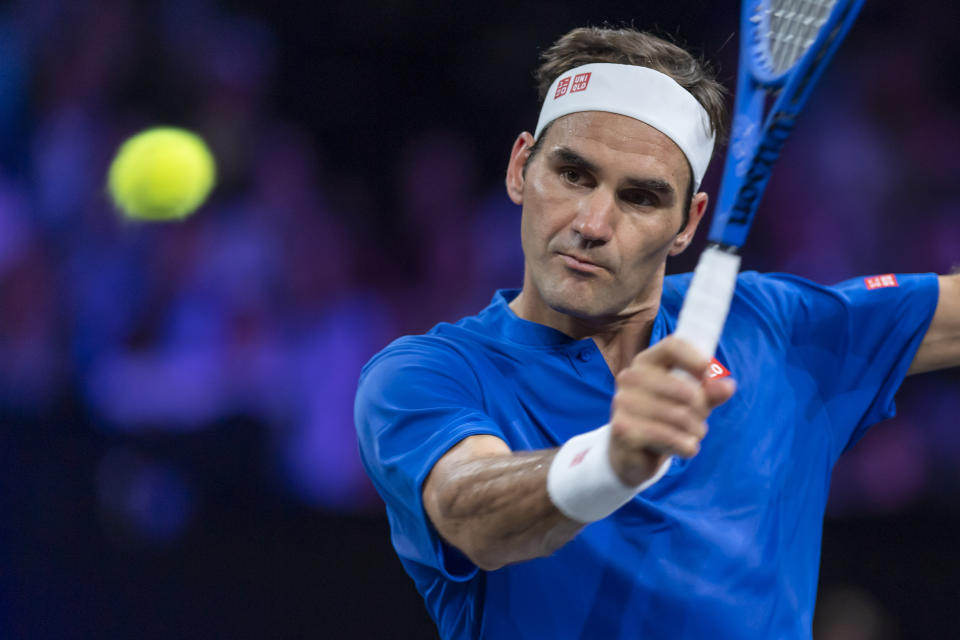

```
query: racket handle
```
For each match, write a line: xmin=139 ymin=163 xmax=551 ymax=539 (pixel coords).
xmin=673 ymin=245 xmax=741 ymax=363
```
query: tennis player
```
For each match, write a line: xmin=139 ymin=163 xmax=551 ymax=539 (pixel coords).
xmin=355 ymin=26 xmax=960 ymax=639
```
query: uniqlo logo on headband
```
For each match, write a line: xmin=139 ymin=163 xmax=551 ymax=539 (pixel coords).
xmin=865 ymin=274 xmax=899 ymax=290
xmin=571 ymin=72 xmax=592 ymax=92
xmin=554 ymin=77 xmax=571 ymax=99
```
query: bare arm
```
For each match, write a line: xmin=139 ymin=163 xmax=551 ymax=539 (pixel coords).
xmin=909 ymin=274 xmax=960 ymax=375
xmin=421 ymin=337 xmax=736 ymax=571
xmin=422 ymin=435 xmax=583 ymax=571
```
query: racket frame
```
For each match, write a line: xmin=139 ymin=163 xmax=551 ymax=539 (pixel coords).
xmin=709 ymin=0 xmax=867 ymax=249
xmin=674 ymin=0 xmax=866 ymax=362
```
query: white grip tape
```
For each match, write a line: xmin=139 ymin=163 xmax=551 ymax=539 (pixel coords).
xmin=547 ymin=424 xmax=672 ymax=523
xmin=674 ymin=246 xmax=742 ymax=359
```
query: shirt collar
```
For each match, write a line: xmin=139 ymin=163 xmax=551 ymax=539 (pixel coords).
xmin=488 ymin=289 xmax=673 ymax=349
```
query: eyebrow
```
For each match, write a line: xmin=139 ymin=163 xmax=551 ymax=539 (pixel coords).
xmin=549 ymin=146 xmax=677 ymax=202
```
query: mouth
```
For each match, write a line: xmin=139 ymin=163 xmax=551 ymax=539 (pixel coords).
xmin=557 ymin=252 xmax=607 ymax=274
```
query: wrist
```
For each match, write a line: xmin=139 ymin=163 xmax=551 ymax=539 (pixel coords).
xmin=546 ymin=424 xmax=671 ymax=523
xmin=608 ymin=446 xmax=671 ymax=487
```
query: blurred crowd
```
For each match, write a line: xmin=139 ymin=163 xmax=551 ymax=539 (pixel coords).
xmin=1 ymin=0 xmax=959 ymax=634
xmin=0 ymin=0 xmax=531 ymax=537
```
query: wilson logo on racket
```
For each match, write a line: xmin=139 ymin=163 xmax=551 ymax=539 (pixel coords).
xmin=864 ymin=274 xmax=899 ymax=290
xmin=724 ymin=0 xmax=864 ymax=232
xmin=707 ymin=358 xmax=731 ymax=380
xmin=729 ymin=117 xmax=794 ymax=226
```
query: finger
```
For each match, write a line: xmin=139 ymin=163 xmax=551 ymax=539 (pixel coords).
xmin=703 ymin=377 xmax=737 ymax=410
xmin=617 ymin=365 xmax=714 ymax=420
xmin=633 ymin=422 xmax=702 ymax=458
xmin=612 ymin=391 xmax=708 ymax=439
xmin=615 ymin=364 xmax=700 ymax=406
xmin=634 ymin=335 xmax=711 ymax=379
xmin=611 ymin=418 xmax=703 ymax=459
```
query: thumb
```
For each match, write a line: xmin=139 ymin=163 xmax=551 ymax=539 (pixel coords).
xmin=703 ymin=377 xmax=736 ymax=410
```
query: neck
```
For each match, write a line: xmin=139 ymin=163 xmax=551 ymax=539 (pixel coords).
xmin=509 ymin=279 xmax=663 ymax=375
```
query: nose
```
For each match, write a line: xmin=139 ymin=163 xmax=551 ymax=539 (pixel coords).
xmin=572 ymin=189 xmax=616 ymax=246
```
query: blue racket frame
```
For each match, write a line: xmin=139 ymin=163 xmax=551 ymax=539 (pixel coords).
xmin=708 ymin=0 xmax=867 ymax=249
xmin=672 ymin=0 xmax=867 ymax=362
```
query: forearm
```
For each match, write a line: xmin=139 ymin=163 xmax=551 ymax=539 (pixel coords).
xmin=424 ymin=446 xmax=584 ymax=571
xmin=422 ymin=338 xmax=735 ymax=571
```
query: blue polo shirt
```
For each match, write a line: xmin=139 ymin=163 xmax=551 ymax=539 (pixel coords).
xmin=355 ymin=271 xmax=938 ymax=639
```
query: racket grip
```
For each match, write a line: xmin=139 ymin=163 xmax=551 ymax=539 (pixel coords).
xmin=673 ymin=245 xmax=741 ymax=364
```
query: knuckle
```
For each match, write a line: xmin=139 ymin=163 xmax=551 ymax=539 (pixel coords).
xmin=611 ymin=391 xmax=639 ymax=418
xmin=665 ymin=404 xmax=691 ymax=426
xmin=609 ymin=416 xmax=632 ymax=441
xmin=689 ymin=414 xmax=709 ymax=437
xmin=693 ymin=405 xmax=711 ymax=422
xmin=611 ymin=391 xmax=625 ymax=413
xmin=694 ymin=420 xmax=709 ymax=439
xmin=670 ymin=378 xmax=698 ymax=403
xmin=671 ymin=338 xmax=708 ymax=370
xmin=675 ymin=434 xmax=700 ymax=458
xmin=660 ymin=335 xmax=681 ymax=351
xmin=615 ymin=367 xmax=638 ymax=388
xmin=616 ymin=419 xmax=652 ymax=448
xmin=683 ymin=406 xmax=706 ymax=430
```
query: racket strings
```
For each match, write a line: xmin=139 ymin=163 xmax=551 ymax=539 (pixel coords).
xmin=763 ymin=0 xmax=836 ymax=73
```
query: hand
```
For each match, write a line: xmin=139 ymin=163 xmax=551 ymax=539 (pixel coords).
xmin=608 ymin=336 xmax=736 ymax=487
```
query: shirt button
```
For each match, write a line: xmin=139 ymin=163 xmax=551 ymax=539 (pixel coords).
xmin=576 ymin=349 xmax=591 ymax=362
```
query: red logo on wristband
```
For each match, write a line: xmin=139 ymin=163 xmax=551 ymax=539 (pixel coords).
xmin=707 ymin=358 xmax=730 ymax=380
xmin=570 ymin=448 xmax=590 ymax=468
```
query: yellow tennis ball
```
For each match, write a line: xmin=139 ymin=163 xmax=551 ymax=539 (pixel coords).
xmin=107 ymin=127 xmax=216 ymax=221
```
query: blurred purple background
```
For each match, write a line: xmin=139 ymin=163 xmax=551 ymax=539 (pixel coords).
xmin=1 ymin=0 xmax=959 ymax=637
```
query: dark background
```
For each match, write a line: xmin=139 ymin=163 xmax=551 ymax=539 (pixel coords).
xmin=1 ymin=0 xmax=959 ymax=637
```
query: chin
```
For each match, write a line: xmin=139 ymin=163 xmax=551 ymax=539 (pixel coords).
xmin=543 ymin=282 xmax=620 ymax=320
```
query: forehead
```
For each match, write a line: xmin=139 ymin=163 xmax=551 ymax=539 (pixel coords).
xmin=541 ymin=111 xmax=690 ymax=186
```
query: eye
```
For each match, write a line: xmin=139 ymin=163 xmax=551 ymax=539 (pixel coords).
xmin=560 ymin=168 xmax=583 ymax=184
xmin=621 ymin=190 xmax=658 ymax=207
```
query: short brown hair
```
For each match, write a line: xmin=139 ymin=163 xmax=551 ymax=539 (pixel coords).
xmin=534 ymin=27 xmax=728 ymax=140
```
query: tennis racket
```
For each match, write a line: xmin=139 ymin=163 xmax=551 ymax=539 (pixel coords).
xmin=674 ymin=0 xmax=866 ymax=361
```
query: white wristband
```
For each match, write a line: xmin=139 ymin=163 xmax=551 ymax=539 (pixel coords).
xmin=547 ymin=424 xmax=672 ymax=523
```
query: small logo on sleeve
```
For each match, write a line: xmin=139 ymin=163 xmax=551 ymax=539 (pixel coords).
xmin=864 ymin=274 xmax=899 ymax=290
xmin=707 ymin=358 xmax=731 ymax=380
xmin=554 ymin=77 xmax=571 ymax=99
xmin=571 ymin=72 xmax=592 ymax=92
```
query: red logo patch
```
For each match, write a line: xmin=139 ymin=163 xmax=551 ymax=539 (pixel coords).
xmin=569 ymin=448 xmax=590 ymax=468
xmin=571 ymin=72 xmax=592 ymax=92
xmin=865 ymin=274 xmax=899 ymax=290
xmin=706 ymin=358 xmax=731 ymax=380
xmin=554 ymin=77 xmax=571 ymax=99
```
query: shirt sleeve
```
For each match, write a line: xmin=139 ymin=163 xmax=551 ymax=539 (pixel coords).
xmin=354 ymin=335 xmax=505 ymax=581
xmin=738 ymin=272 xmax=940 ymax=455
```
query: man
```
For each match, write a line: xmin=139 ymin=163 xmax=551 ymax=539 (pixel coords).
xmin=355 ymin=26 xmax=960 ymax=639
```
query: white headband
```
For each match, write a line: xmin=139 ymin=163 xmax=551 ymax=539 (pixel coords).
xmin=535 ymin=63 xmax=716 ymax=189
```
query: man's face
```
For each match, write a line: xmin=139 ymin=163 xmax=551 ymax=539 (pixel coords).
xmin=507 ymin=111 xmax=703 ymax=323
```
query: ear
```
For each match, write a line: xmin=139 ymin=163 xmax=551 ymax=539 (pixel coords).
xmin=669 ymin=191 xmax=709 ymax=256
xmin=505 ymin=132 xmax=536 ymax=205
